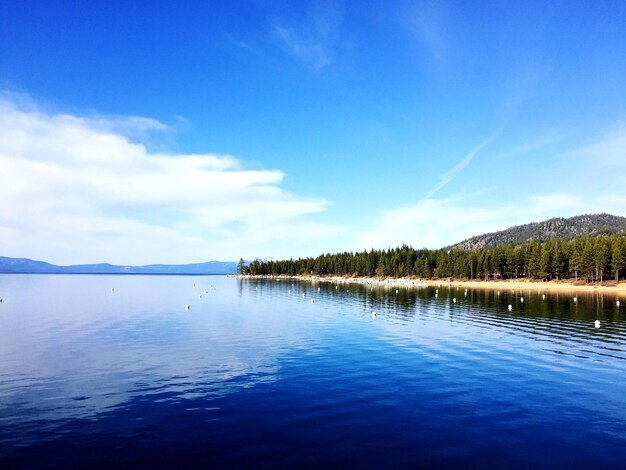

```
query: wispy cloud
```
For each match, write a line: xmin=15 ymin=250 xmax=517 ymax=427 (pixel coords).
xmin=422 ymin=127 xmax=501 ymax=201
xmin=406 ymin=0 xmax=454 ymax=65
xmin=497 ymin=133 xmax=564 ymax=159
xmin=572 ymin=124 xmax=626 ymax=166
xmin=271 ymin=1 xmax=344 ymax=70
xmin=0 ymin=96 xmax=339 ymax=264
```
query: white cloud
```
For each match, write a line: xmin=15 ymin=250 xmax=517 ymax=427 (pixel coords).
xmin=356 ymin=196 xmax=516 ymax=250
xmin=356 ymin=188 xmax=626 ymax=252
xmin=271 ymin=1 xmax=344 ymax=70
xmin=0 ymin=97 xmax=338 ymax=264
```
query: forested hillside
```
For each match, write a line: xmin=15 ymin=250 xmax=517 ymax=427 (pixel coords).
xmin=244 ymin=235 xmax=626 ymax=283
xmin=452 ymin=213 xmax=626 ymax=251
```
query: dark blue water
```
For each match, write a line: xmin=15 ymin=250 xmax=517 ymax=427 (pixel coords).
xmin=1 ymin=275 xmax=625 ymax=468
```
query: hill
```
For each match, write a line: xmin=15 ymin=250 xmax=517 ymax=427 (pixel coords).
xmin=0 ymin=257 xmax=238 ymax=275
xmin=451 ymin=213 xmax=626 ymax=251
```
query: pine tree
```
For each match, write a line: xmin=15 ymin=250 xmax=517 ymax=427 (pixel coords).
xmin=611 ymin=236 xmax=626 ymax=282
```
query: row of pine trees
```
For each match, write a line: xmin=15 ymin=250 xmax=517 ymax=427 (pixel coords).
xmin=243 ymin=235 xmax=626 ymax=282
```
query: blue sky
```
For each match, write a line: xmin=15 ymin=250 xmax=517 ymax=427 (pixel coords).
xmin=1 ymin=0 xmax=625 ymax=264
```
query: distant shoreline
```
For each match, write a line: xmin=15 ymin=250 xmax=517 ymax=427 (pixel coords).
xmin=235 ymin=274 xmax=626 ymax=296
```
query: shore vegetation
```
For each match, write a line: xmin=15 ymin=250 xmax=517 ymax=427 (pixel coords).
xmin=244 ymin=235 xmax=626 ymax=283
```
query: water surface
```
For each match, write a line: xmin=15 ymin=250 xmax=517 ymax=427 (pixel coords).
xmin=1 ymin=275 xmax=625 ymax=467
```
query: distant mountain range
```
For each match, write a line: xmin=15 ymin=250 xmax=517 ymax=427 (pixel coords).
xmin=0 ymin=257 xmax=238 ymax=275
xmin=451 ymin=213 xmax=626 ymax=251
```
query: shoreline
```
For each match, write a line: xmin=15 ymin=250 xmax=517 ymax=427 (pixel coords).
xmin=235 ymin=274 xmax=626 ymax=296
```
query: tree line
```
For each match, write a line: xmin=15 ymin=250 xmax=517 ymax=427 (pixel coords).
xmin=243 ymin=235 xmax=626 ymax=283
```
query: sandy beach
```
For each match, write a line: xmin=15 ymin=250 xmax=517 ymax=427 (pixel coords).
xmin=236 ymin=274 xmax=626 ymax=297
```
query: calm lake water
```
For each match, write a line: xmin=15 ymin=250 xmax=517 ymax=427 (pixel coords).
xmin=1 ymin=274 xmax=625 ymax=468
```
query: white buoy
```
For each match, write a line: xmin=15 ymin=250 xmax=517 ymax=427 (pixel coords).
xmin=617 ymin=300 xmax=621 ymax=307
xmin=193 ymin=283 xmax=196 ymax=288
xmin=346 ymin=290 xmax=349 ymax=293
xmin=371 ymin=311 xmax=376 ymax=318
xmin=110 ymin=288 xmax=114 ymax=293
xmin=542 ymin=294 xmax=545 ymax=300
xmin=318 ymin=287 xmax=320 ymax=292
xmin=302 ymin=293 xmax=305 ymax=298
xmin=464 ymin=291 xmax=467 ymax=297
xmin=573 ymin=297 xmax=577 ymax=303
xmin=508 ymin=304 xmax=513 ymax=311
xmin=311 ymin=299 xmax=315 ymax=304
xmin=497 ymin=291 xmax=500 ymax=296
xmin=205 ymin=290 xmax=208 ymax=294
xmin=520 ymin=297 xmax=524 ymax=303
xmin=288 ymin=290 xmax=291 ymax=294
xmin=255 ymin=286 xmax=258 ymax=290
xmin=595 ymin=320 xmax=600 ymax=328
xmin=395 ymin=289 xmax=399 ymax=294
xmin=436 ymin=289 xmax=438 ymax=293
xmin=435 ymin=293 xmax=438 ymax=298
xmin=198 ymin=294 xmax=202 ymax=299
xmin=453 ymin=298 xmax=457 ymax=303
xmin=185 ymin=304 xmax=190 ymax=310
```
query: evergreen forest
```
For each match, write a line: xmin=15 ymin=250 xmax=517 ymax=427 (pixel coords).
xmin=243 ymin=235 xmax=626 ymax=283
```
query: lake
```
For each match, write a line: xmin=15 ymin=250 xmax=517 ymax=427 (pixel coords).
xmin=1 ymin=274 xmax=625 ymax=468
